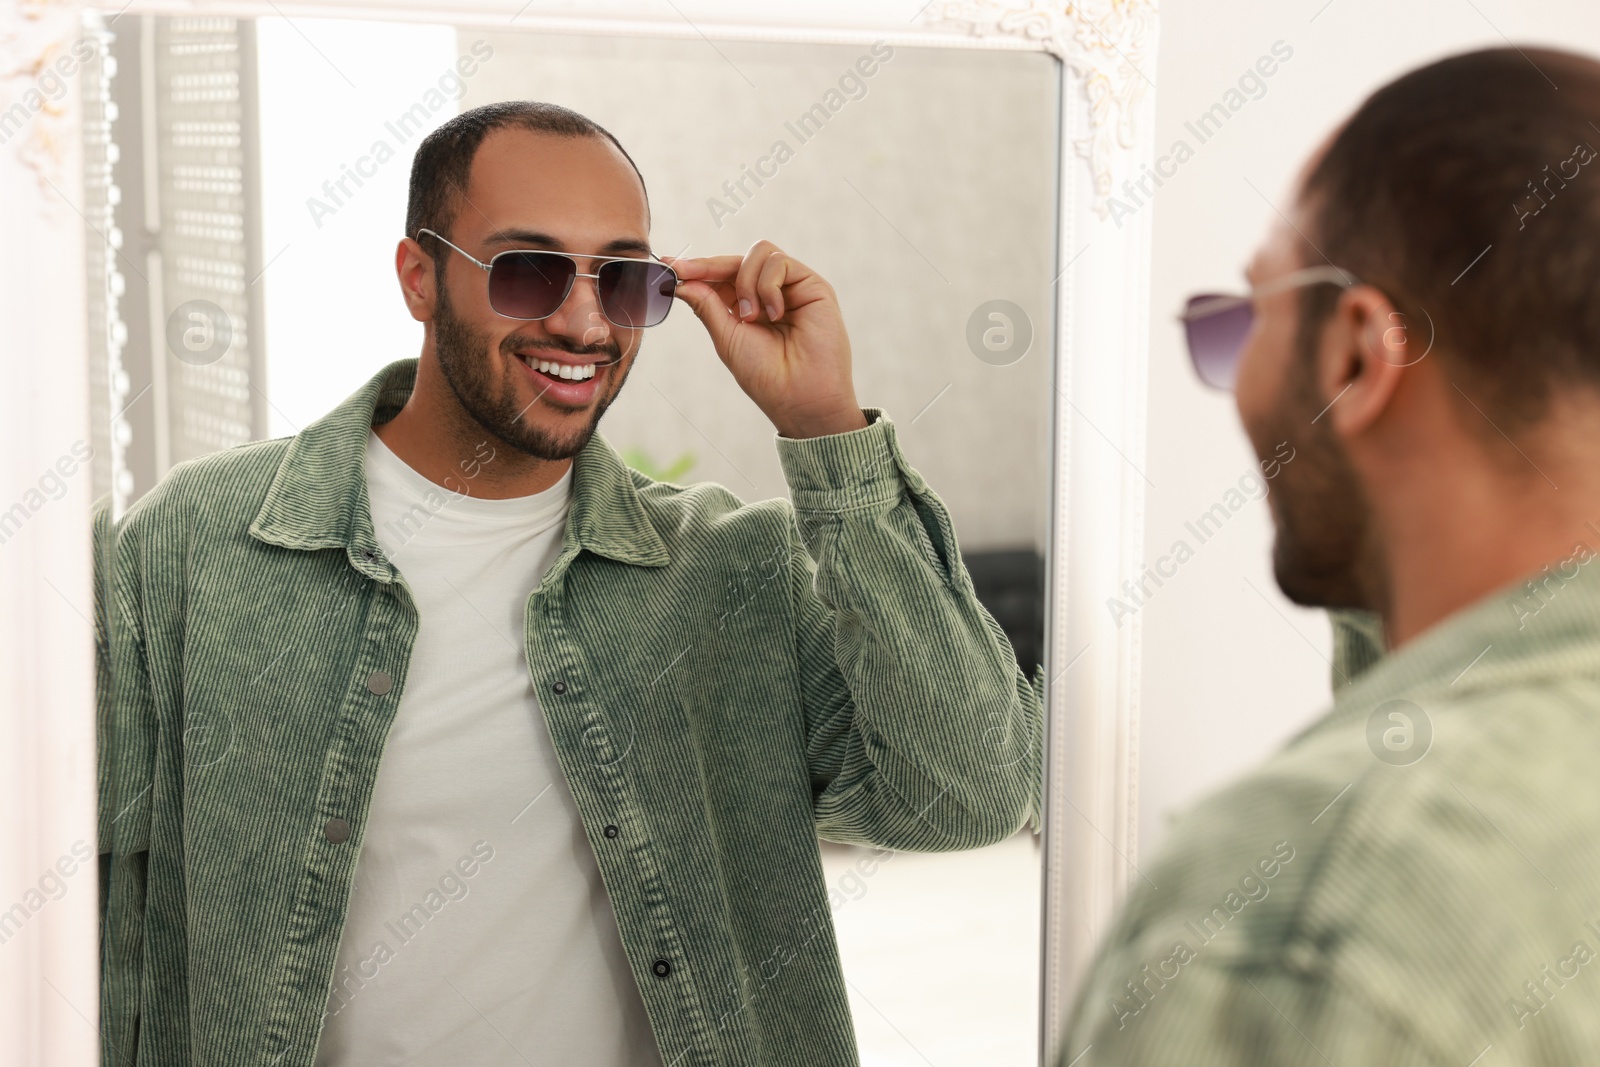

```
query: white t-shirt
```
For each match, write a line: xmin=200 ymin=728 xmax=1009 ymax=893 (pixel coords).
xmin=313 ymin=429 xmax=663 ymax=1067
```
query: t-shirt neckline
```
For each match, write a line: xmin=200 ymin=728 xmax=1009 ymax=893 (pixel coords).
xmin=366 ymin=428 xmax=573 ymax=530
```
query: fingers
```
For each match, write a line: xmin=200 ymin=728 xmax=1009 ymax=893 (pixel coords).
xmin=664 ymin=253 xmax=743 ymax=283
xmin=672 ymin=278 xmax=739 ymax=354
xmin=732 ymin=243 xmax=767 ymax=321
xmin=666 ymin=241 xmax=815 ymax=324
xmin=734 ymin=240 xmax=799 ymax=322
xmin=754 ymin=253 xmax=789 ymax=322
xmin=669 ymin=274 xmax=738 ymax=319
xmin=664 ymin=255 xmax=740 ymax=317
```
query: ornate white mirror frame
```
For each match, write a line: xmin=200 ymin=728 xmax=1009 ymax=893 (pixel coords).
xmin=0 ymin=1 xmax=1157 ymax=1062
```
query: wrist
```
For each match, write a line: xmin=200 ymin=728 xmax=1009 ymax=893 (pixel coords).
xmin=777 ymin=406 xmax=871 ymax=440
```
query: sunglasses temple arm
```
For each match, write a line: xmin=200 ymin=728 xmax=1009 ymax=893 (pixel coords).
xmin=418 ymin=229 xmax=491 ymax=272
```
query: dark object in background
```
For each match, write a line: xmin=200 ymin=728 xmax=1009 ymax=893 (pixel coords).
xmin=963 ymin=548 xmax=1045 ymax=680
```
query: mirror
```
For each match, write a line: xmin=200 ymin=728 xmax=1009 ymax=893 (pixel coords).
xmin=79 ymin=8 xmax=1086 ymax=1065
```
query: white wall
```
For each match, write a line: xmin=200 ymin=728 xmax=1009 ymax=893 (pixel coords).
xmin=1138 ymin=0 xmax=1600 ymax=857
xmin=255 ymin=17 xmax=457 ymax=437
xmin=0 ymin=6 xmax=99 ymax=1065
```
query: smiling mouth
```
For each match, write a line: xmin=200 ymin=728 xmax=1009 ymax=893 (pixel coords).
xmin=514 ymin=353 xmax=601 ymax=382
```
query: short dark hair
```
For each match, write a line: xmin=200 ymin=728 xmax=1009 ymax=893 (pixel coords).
xmin=1298 ymin=46 xmax=1600 ymax=431
xmin=403 ymin=100 xmax=648 ymax=249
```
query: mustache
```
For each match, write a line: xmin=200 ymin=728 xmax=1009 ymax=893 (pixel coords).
xmin=502 ymin=334 xmax=623 ymax=367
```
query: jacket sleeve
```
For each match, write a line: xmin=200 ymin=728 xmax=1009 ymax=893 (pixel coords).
xmin=1059 ymin=954 xmax=1449 ymax=1067
xmin=96 ymin=496 xmax=158 ymax=1064
xmin=777 ymin=407 xmax=1043 ymax=851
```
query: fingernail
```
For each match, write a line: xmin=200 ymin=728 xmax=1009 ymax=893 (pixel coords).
xmin=765 ymin=304 xmax=778 ymax=320
xmin=739 ymin=299 xmax=752 ymax=319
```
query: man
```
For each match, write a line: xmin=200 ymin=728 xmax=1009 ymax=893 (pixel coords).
xmin=1061 ymin=46 xmax=1600 ymax=1065
xmin=96 ymin=101 xmax=1040 ymax=1067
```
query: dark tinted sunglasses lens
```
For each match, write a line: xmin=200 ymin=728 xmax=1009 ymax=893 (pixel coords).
xmin=1184 ymin=296 xmax=1253 ymax=389
xmin=598 ymin=261 xmax=677 ymax=328
xmin=488 ymin=252 xmax=575 ymax=318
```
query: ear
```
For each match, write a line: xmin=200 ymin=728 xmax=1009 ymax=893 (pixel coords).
xmin=396 ymin=237 xmax=437 ymax=324
xmin=1320 ymin=285 xmax=1411 ymax=439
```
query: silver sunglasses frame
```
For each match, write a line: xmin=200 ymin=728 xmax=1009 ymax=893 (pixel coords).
xmin=1177 ymin=264 xmax=1361 ymax=324
xmin=416 ymin=227 xmax=680 ymax=328
xmin=1176 ymin=265 xmax=1363 ymax=391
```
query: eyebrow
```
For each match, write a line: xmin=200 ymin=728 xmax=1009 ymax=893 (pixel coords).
xmin=481 ymin=227 xmax=654 ymax=258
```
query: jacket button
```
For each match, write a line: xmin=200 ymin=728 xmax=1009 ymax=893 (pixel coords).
xmin=366 ymin=670 xmax=392 ymax=695
xmin=1284 ymin=937 xmax=1321 ymax=977
xmin=603 ymin=824 xmax=619 ymax=839
xmin=324 ymin=818 xmax=351 ymax=843
xmin=651 ymin=958 xmax=671 ymax=978
xmin=551 ymin=681 xmax=567 ymax=695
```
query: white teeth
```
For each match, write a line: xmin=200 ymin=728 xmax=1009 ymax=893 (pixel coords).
xmin=530 ymin=358 xmax=595 ymax=381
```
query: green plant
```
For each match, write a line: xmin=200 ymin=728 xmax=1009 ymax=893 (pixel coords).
xmin=620 ymin=446 xmax=697 ymax=483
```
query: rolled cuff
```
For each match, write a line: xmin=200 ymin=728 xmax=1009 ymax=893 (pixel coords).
xmin=775 ymin=406 xmax=929 ymax=512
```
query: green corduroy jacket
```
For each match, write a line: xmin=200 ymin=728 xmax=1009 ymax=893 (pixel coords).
xmin=1058 ymin=575 xmax=1600 ymax=1064
xmin=93 ymin=356 xmax=1044 ymax=1067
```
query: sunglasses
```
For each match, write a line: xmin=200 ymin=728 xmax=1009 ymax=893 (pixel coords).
xmin=1178 ymin=265 xmax=1360 ymax=390
xmin=418 ymin=228 xmax=680 ymax=329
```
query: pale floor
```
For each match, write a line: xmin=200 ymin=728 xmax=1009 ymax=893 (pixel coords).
xmin=818 ymin=830 xmax=1041 ymax=1067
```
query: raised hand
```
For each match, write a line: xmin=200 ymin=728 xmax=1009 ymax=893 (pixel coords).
xmin=668 ymin=240 xmax=869 ymax=440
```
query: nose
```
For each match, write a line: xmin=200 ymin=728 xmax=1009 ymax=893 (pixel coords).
xmin=540 ymin=269 xmax=613 ymax=348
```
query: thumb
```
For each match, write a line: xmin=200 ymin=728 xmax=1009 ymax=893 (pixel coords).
xmin=674 ymin=279 xmax=739 ymax=354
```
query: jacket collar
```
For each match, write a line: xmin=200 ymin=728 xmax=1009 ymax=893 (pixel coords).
xmin=1307 ymin=535 xmax=1600 ymax=748
xmin=249 ymin=357 xmax=670 ymax=580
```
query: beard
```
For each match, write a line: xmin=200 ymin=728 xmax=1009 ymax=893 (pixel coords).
xmin=431 ymin=277 xmax=632 ymax=461
xmin=1254 ymin=324 xmax=1377 ymax=611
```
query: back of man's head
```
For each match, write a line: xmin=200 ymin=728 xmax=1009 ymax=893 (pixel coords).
xmin=1299 ymin=46 xmax=1600 ymax=433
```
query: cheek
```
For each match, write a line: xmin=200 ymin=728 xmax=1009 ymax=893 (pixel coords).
xmin=446 ymin=264 xmax=495 ymax=320
xmin=614 ymin=335 xmax=643 ymax=370
xmin=1234 ymin=308 xmax=1292 ymax=429
xmin=488 ymin=326 xmax=520 ymax=360
xmin=1232 ymin=329 xmax=1270 ymax=429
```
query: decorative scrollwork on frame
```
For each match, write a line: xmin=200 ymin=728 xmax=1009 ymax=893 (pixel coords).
xmin=922 ymin=0 xmax=1159 ymax=218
